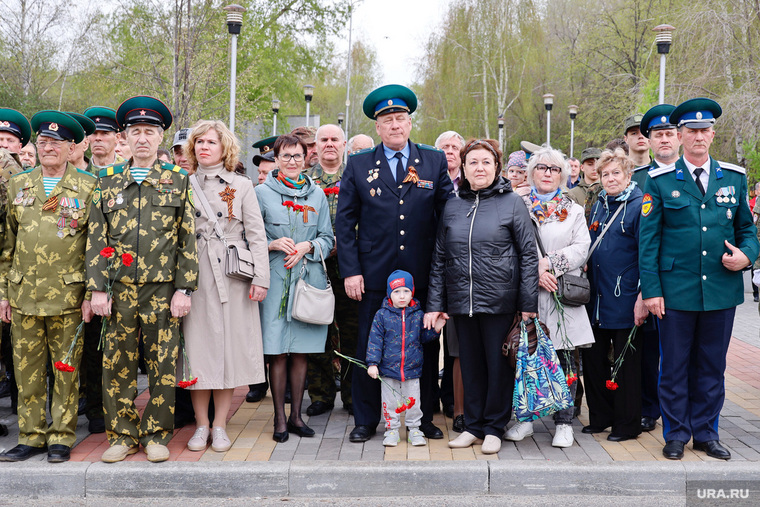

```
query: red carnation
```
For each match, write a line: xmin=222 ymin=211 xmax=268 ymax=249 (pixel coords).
xmin=293 ymin=204 xmax=305 ymax=212
xmin=121 ymin=253 xmax=134 ymax=267
xmin=606 ymin=380 xmax=619 ymax=391
xmin=566 ymin=374 xmax=578 ymax=386
xmin=406 ymin=397 xmax=416 ymax=409
xmin=100 ymin=247 xmax=115 ymax=258
xmin=178 ymin=377 xmax=198 ymax=389
xmin=54 ymin=361 xmax=75 ymax=373
xmin=282 ymin=201 xmax=295 ymax=209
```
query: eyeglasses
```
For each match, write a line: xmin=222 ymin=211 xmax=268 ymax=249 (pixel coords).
xmin=277 ymin=153 xmax=304 ymax=162
xmin=535 ymin=164 xmax=562 ymax=174
xmin=36 ymin=140 xmax=67 ymax=150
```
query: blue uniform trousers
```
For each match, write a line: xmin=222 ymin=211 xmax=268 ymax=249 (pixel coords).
xmin=658 ymin=307 xmax=735 ymax=443
xmin=640 ymin=318 xmax=661 ymax=420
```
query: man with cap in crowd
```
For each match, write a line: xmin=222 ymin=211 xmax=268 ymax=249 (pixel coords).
xmin=303 ymin=124 xmax=359 ymax=417
xmin=84 ymin=106 xmax=125 ymax=173
xmin=633 ymin=104 xmax=682 ymax=434
xmin=0 ymin=110 xmax=97 ymax=463
xmin=0 ymin=108 xmax=31 ymax=416
xmin=172 ymin=128 xmax=193 ymax=173
xmin=67 ymin=112 xmax=96 ymax=172
xmin=348 ymin=134 xmax=374 ymax=155
xmin=336 ymin=84 xmax=453 ymax=442
xmin=640 ymin=98 xmax=759 ymax=461
xmin=623 ymin=113 xmax=651 ymax=168
xmin=252 ymin=135 xmax=278 ymax=187
xmin=567 ymin=147 xmax=602 ymax=221
xmin=291 ymin=126 xmax=319 ymax=168
xmin=87 ymin=95 xmax=198 ymax=463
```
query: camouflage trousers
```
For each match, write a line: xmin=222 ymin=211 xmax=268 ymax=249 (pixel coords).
xmin=11 ymin=310 xmax=83 ymax=447
xmin=102 ymin=282 xmax=179 ymax=447
xmin=306 ymin=257 xmax=358 ymax=406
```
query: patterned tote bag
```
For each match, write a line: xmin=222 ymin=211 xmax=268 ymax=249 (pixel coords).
xmin=512 ymin=318 xmax=573 ymax=422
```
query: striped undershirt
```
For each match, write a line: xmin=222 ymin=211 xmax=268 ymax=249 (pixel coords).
xmin=130 ymin=167 xmax=150 ymax=185
xmin=42 ymin=177 xmax=61 ymax=196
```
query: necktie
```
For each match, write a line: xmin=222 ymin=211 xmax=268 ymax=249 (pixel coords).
xmin=394 ymin=152 xmax=405 ymax=185
xmin=693 ymin=167 xmax=705 ymax=196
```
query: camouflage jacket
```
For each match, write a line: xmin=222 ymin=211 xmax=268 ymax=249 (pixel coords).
xmin=85 ymin=159 xmax=198 ymax=292
xmin=0 ymin=163 xmax=97 ymax=315
xmin=0 ymin=148 xmax=23 ymax=248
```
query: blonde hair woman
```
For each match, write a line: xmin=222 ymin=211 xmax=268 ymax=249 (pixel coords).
xmin=182 ymin=120 xmax=270 ymax=452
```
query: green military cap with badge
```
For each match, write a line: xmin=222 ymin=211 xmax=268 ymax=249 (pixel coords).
xmin=0 ymin=108 xmax=32 ymax=147
xmin=670 ymin=98 xmax=722 ymax=129
xmin=623 ymin=113 xmax=645 ymax=135
xmin=66 ymin=112 xmax=97 ymax=137
xmin=362 ymin=84 xmax=418 ymax=119
xmin=83 ymin=106 xmax=121 ymax=132
xmin=580 ymin=147 xmax=602 ymax=164
xmin=31 ymin=110 xmax=86 ymax=144
xmin=116 ymin=95 xmax=173 ymax=130
xmin=252 ymin=135 xmax=278 ymax=166
xmin=640 ymin=104 xmax=676 ymax=138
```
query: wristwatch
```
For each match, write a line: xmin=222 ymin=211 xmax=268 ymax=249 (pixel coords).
xmin=177 ymin=289 xmax=193 ymax=296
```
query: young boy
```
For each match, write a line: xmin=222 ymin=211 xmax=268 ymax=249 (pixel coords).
xmin=366 ymin=270 xmax=445 ymax=447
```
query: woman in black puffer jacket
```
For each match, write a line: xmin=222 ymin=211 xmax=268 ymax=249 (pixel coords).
xmin=425 ymin=139 xmax=538 ymax=454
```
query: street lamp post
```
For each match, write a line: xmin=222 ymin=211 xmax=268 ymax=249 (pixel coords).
xmin=337 ymin=112 xmax=346 ymax=164
xmin=568 ymin=104 xmax=578 ymax=158
xmin=497 ymin=114 xmax=504 ymax=151
xmin=271 ymin=99 xmax=280 ymax=136
xmin=543 ymin=94 xmax=554 ymax=146
xmin=337 ymin=112 xmax=345 ymax=127
xmin=304 ymin=84 xmax=315 ymax=127
xmin=653 ymin=25 xmax=675 ymax=105
xmin=224 ymin=4 xmax=245 ymax=134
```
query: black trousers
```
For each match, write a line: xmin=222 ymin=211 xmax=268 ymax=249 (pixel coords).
xmin=83 ymin=316 xmax=104 ymax=421
xmin=453 ymin=313 xmax=514 ymax=439
xmin=582 ymin=327 xmax=642 ymax=437
xmin=439 ymin=326 xmax=455 ymax=410
xmin=351 ymin=288 xmax=439 ymax=428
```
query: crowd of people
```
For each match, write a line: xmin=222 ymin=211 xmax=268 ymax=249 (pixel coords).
xmin=0 ymin=84 xmax=757 ymax=464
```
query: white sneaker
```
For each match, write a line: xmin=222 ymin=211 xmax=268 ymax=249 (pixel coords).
xmin=407 ymin=428 xmax=426 ymax=446
xmin=505 ymin=421 xmax=534 ymax=441
xmin=383 ymin=429 xmax=400 ymax=447
xmin=481 ymin=435 xmax=501 ymax=454
xmin=552 ymin=424 xmax=574 ymax=448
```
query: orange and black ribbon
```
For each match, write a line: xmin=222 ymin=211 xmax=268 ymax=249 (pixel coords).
xmin=302 ymin=205 xmax=316 ymax=223
xmin=42 ymin=195 xmax=58 ymax=212
xmin=219 ymin=186 xmax=236 ymax=221
xmin=402 ymin=166 xmax=419 ymax=184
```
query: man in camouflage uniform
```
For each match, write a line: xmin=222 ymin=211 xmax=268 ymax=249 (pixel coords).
xmin=0 ymin=108 xmax=31 ymax=417
xmin=0 ymin=111 xmax=96 ymax=463
xmin=304 ymin=124 xmax=358 ymax=416
xmin=87 ymin=96 xmax=197 ymax=463
xmin=567 ymin=147 xmax=602 ymax=222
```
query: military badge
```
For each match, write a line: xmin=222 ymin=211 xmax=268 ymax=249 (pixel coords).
xmin=417 ymin=179 xmax=433 ymax=189
xmin=641 ymin=193 xmax=653 ymax=216
xmin=107 ymin=198 xmax=115 ymax=208
xmin=49 ymin=122 xmax=59 ymax=131
xmin=370 ymin=188 xmax=376 ymax=197
xmin=671 ymin=190 xmax=680 ymax=198
xmin=116 ymin=193 xmax=124 ymax=205
xmin=726 ymin=208 xmax=732 ymax=220
xmin=92 ymin=187 xmax=101 ymax=205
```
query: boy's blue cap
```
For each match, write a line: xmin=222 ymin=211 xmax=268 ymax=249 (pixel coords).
xmin=387 ymin=270 xmax=414 ymax=298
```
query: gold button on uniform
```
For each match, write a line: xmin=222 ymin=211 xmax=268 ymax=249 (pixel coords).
xmin=399 ymin=200 xmax=404 ymax=205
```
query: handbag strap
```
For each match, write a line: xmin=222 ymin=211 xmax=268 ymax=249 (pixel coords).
xmin=298 ymin=241 xmax=330 ymax=286
xmin=190 ymin=174 xmax=228 ymax=247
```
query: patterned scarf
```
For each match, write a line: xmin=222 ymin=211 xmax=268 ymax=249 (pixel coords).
xmin=528 ymin=188 xmax=563 ymax=224
xmin=598 ymin=181 xmax=637 ymax=208
xmin=277 ymin=171 xmax=307 ymax=189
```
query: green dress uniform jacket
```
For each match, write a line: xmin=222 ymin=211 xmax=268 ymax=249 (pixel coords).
xmin=85 ymin=159 xmax=198 ymax=291
xmin=0 ymin=163 xmax=97 ymax=314
xmin=639 ymin=156 xmax=759 ymax=311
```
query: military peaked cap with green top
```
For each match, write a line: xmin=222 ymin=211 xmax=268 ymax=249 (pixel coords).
xmin=252 ymin=135 xmax=278 ymax=166
xmin=670 ymin=98 xmax=722 ymax=129
xmin=83 ymin=106 xmax=120 ymax=132
xmin=31 ymin=111 xmax=85 ymax=144
xmin=640 ymin=104 xmax=676 ymax=138
xmin=0 ymin=108 xmax=32 ymax=146
xmin=66 ymin=112 xmax=97 ymax=137
xmin=116 ymin=95 xmax=173 ymax=130
xmin=362 ymin=84 xmax=418 ymax=119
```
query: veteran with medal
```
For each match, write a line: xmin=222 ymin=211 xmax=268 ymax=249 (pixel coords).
xmin=639 ymin=98 xmax=759 ymax=461
xmin=86 ymin=96 xmax=198 ymax=463
xmin=0 ymin=111 xmax=97 ymax=463
xmin=335 ymin=85 xmax=453 ymax=442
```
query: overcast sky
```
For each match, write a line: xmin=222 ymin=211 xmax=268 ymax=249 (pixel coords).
xmin=349 ymin=0 xmax=452 ymax=86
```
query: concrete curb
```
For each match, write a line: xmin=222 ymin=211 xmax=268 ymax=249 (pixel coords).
xmin=0 ymin=460 xmax=756 ymax=498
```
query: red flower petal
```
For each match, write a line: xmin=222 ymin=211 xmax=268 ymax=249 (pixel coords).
xmin=121 ymin=253 xmax=134 ymax=267
xmin=605 ymin=380 xmax=619 ymax=391
xmin=100 ymin=247 xmax=115 ymax=258
xmin=406 ymin=397 xmax=416 ymax=409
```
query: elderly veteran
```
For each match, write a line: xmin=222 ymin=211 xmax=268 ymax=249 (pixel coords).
xmin=336 ymin=84 xmax=453 ymax=443
xmin=86 ymin=95 xmax=198 ymax=463
xmin=640 ymin=98 xmax=759 ymax=461
xmin=0 ymin=111 xmax=96 ymax=463
xmin=83 ymin=107 xmax=125 ymax=173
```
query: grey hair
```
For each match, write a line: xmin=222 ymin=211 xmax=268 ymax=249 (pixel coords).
xmin=347 ymin=134 xmax=373 ymax=153
xmin=526 ymin=147 xmax=570 ymax=190
xmin=434 ymin=131 xmax=465 ymax=149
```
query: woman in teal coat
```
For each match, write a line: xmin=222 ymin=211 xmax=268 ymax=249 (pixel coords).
xmin=255 ymin=134 xmax=334 ymax=442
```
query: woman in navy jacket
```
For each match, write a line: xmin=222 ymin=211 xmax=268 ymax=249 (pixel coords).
xmin=583 ymin=148 xmax=649 ymax=441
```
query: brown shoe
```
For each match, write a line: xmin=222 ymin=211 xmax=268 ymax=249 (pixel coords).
xmin=101 ymin=445 xmax=138 ymax=463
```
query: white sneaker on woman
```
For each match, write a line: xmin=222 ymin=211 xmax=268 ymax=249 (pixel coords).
xmin=481 ymin=435 xmax=501 ymax=454
xmin=505 ymin=421 xmax=534 ymax=441
xmin=552 ymin=424 xmax=574 ymax=448
xmin=187 ymin=426 xmax=210 ymax=451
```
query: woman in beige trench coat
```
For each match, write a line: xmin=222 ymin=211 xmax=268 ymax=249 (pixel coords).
xmin=181 ymin=120 xmax=270 ymax=452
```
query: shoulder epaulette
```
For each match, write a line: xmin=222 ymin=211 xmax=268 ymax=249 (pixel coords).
xmin=632 ymin=164 xmax=651 ymax=173
xmin=719 ymin=161 xmax=746 ymax=175
xmin=160 ymin=160 xmax=188 ymax=175
xmin=12 ymin=168 xmax=34 ymax=178
xmin=417 ymin=143 xmax=441 ymax=152
xmin=349 ymin=147 xmax=373 ymax=157
xmin=76 ymin=168 xmax=97 ymax=178
xmin=99 ymin=163 xmax=126 ymax=178
xmin=649 ymin=163 xmax=675 ymax=178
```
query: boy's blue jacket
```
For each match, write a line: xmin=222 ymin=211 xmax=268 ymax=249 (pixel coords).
xmin=366 ymin=297 xmax=439 ymax=382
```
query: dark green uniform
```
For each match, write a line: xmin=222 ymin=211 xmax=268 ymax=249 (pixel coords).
xmin=304 ymin=163 xmax=358 ymax=409
xmin=566 ymin=178 xmax=602 ymax=223
xmin=0 ymin=164 xmax=97 ymax=447
xmin=86 ymin=159 xmax=198 ymax=447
